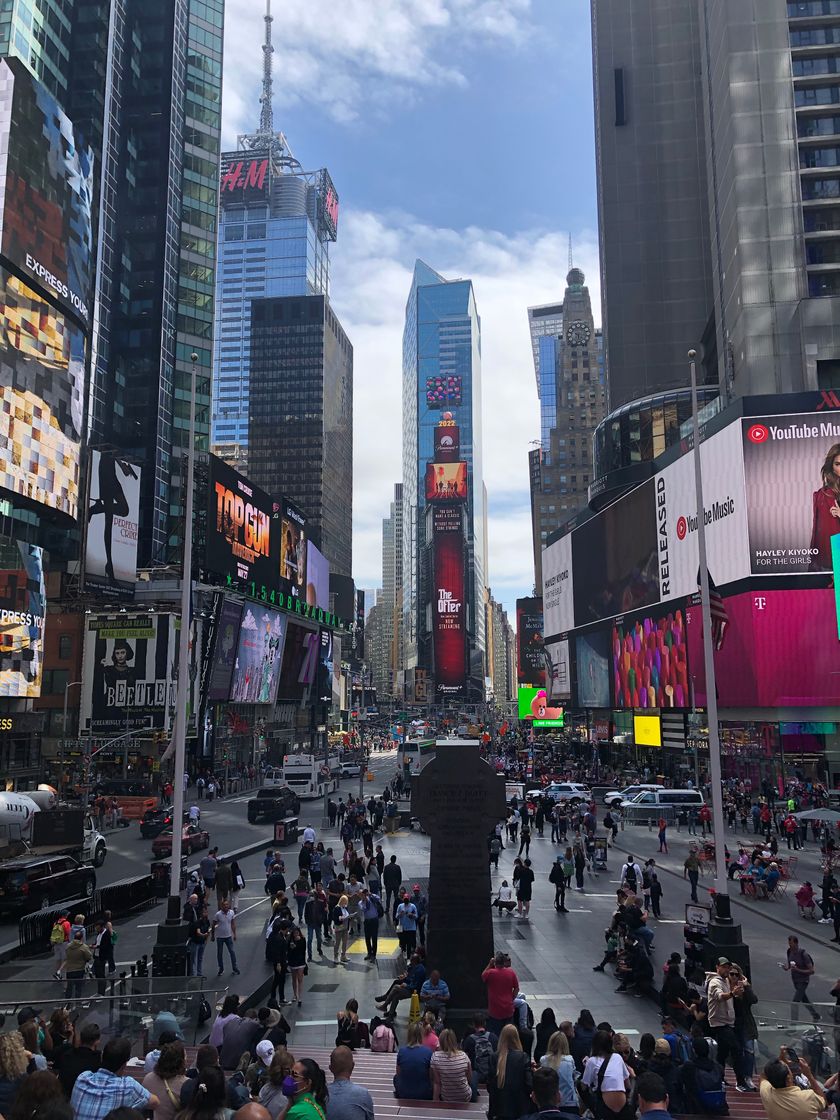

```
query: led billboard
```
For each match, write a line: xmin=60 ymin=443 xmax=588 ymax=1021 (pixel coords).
xmin=426 ymin=376 xmax=462 ymax=407
xmin=278 ymin=497 xmax=307 ymax=599
xmin=316 ymin=168 xmax=339 ymax=241
xmin=0 ymin=268 xmax=85 ymax=518
xmin=432 ymin=504 xmax=466 ymax=697
xmin=634 ymin=713 xmax=662 ymax=747
xmin=612 ymin=607 xmax=688 ymax=710
xmin=543 ymin=532 xmax=574 ymax=637
xmin=230 ymin=604 xmax=287 ymax=705
xmin=206 ymin=455 xmax=275 ymax=590
xmin=516 ymin=597 xmax=544 ymax=686
xmin=84 ymin=451 xmax=141 ymax=598
xmin=742 ymin=412 xmax=840 ymax=573
xmin=305 ymin=540 xmax=330 ymax=612
xmin=0 ymin=58 xmax=93 ymax=326
xmin=207 ymin=598 xmax=243 ymax=702
xmin=277 ymin=621 xmax=319 ymax=702
xmin=434 ymin=425 xmax=460 ymax=462
xmin=575 ymin=630 xmax=611 ymax=709
xmin=425 ymin=462 xmax=468 ymax=502
xmin=544 ymin=638 xmax=571 ymax=701
xmin=80 ymin=614 xmax=177 ymax=735
xmin=517 ymin=685 xmax=564 ymax=728
xmin=219 ymin=153 xmax=271 ymax=205
xmin=0 ymin=541 xmax=45 ymax=698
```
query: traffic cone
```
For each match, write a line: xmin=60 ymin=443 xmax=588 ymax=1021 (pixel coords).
xmin=408 ymin=991 xmax=421 ymax=1024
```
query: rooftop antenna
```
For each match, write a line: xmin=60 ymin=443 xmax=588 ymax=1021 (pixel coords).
xmin=259 ymin=0 xmax=274 ymax=137
xmin=568 ymin=232 xmax=573 ymax=271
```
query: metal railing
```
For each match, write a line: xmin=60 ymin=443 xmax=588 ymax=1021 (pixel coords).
xmin=18 ymin=874 xmax=157 ymax=954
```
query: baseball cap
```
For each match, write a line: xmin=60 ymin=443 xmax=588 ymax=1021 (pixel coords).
xmin=654 ymin=1038 xmax=672 ymax=1056
xmin=17 ymin=1006 xmax=40 ymax=1025
xmin=256 ymin=1040 xmax=275 ymax=1065
xmin=717 ymin=956 xmax=731 ymax=966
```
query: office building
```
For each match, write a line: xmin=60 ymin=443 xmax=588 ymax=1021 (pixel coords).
xmin=592 ymin=0 xmax=840 ymax=416
xmin=402 ymin=260 xmax=487 ymax=701
xmin=248 ymin=293 xmax=353 ymax=577
xmin=364 ymin=592 xmax=390 ymax=700
xmin=379 ymin=484 xmax=402 ymax=698
xmin=485 ymin=590 xmax=515 ymax=704
xmin=211 ymin=1 xmax=336 ymax=472
xmin=528 ymin=267 xmax=606 ymax=589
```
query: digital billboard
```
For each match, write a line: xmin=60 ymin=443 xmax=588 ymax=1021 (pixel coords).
xmin=742 ymin=412 xmax=840 ymax=574
xmin=575 ymin=630 xmax=611 ymax=709
xmin=0 ymin=58 xmax=93 ymax=326
xmin=543 ymin=531 xmax=574 ymax=637
xmin=80 ymin=614 xmax=177 ymax=735
xmin=612 ymin=607 xmax=688 ymax=710
xmin=0 ymin=268 xmax=85 ymax=518
xmin=84 ymin=451 xmax=141 ymax=598
xmin=432 ymin=504 xmax=466 ymax=696
xmin=544 ymin=638 xmax=571 ymax=701
xmin=277 ymin=621 xmax=319 ymax=702
xmin=634 ymin=713 xmax=662 ymax=747
xmin=230 ymin=604 xmax=287 ymax=705
xmin=278 ymin=497 xmax=307 ymax=599
xmin=573 ymin=480 xmax=659 ymax=626
xmin=305 ymin=541 xmax=330 ymax=612
xmin=516 ymin=597 xmax=544 ymax=686
xmin=517 ymin=685 xmax=564 ymax=727
xmin=425 ymin=462 xmax=468 ymax=502
xmin=0 ymin=541 xmax=45 ymax=698
xmin=434 ymin=425 xmax=460 ymax=462
xmin=207 ymin=598 xmax=243 ymax=702
xmin=206 ymin=455 xmax=275 ymax=589
xmin=426 ymin=376 xmax=461 ymax=407
xmin=687 ymin=588 xmax=840 ymax=708
xmin=219 ymin=153 xmax=271 ymax=205
xmin=316 ymin=168 xmax=339 ymax=241
xmin=353 ymin=589 xmax=365 ymax=663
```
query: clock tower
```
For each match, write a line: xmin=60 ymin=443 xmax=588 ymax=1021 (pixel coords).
xmin=529 ymin=266 xmax=606 ymax=588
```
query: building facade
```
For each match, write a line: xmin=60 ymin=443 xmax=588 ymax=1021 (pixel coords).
xmin=485 ymin=589 xmax=515 ymax=705
xmin=593 ymin=0 xmax=840 ymax=413
xmin=402 ymin=260 xmax=487 ymax=701
xmin=247 ymin=294 xmax=353 ymax=577
xmin=528 ymin=268 xmax=606 ymax=589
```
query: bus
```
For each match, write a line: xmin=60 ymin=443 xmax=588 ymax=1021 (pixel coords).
xmin=279 ymin=753 xmax=339 ymax=800
xmin=400 ymin=738 xmax=436 ymax=780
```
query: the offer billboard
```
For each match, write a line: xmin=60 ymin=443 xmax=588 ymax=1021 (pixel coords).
xmin=516 ymin=597 xmax=544 ymax=686
xmin=305 ymin=541 xmax=330 ymax=612
xmin=742 ymin=412 xmax=840 ymax=574
xmin=432 ymin=504 xmax=466 ymax=697
xmin=84 ymin=451 xmax=141 ymax=598
xmin=230 ymin=604 xmax=287 ymax=705
xmin=0 ymin=541 xmax=45 ymax=698
xmin=80 ymin=614 xmax=177 ymax=735
xmin=542 ymin=532 xmax=574 ymax=637
xmin=0 ymin=58 xmax=93 ymax=326
xmin=206 ymin=455 xmax=275 ymax=590
xmin=517 ymin=685 xmax=564 ymax=728
xmin=425 ymin=461 xmax=468 ymax=502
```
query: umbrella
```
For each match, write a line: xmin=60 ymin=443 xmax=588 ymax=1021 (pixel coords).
xmin=794 ymin=808 xmax=840 ymax=822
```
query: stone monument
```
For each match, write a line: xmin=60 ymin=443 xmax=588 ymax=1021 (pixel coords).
xmin=411 ymin=738 xmax=507 ymax=1009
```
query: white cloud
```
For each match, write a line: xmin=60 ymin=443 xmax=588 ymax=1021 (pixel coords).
xmin=221 ymin=0 xmax=533 ymax=134
xmin=329 ymin=209 xmax=601 ymax=621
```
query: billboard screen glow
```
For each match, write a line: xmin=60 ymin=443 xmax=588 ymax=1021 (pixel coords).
xmin=516 ymin=597 xmax=544 ymax=686
xmin=612 ymin=608 xmax=688 ymax=710
xmin=305 ymin=540 xmax=330 ymax=612
xmin=634 ymin=713 xmax=662 ymax=747
xmin=230 ymin=605 xmax=287 ymax=705
xmin=517 ymin=685 xmax=564 ymax=727
xmin=206 ymin=455 xmax=275 ymax=590
xmin=84 ymin=451 xmax=140 ymax=597
xmin=425 ymin=461 xmax=467 ymax=502
xmin=278 ymin=497 xmax=307 ymax=599
xmin=0 ymin=541 xmax=45 ymax=698
xmin=207 ymin=598 xmax=243 ymax=703
xmin=432 ymin=504 xmax=466 ymax=696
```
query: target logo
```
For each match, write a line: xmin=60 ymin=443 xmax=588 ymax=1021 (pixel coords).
xmin=747 ymin=423 xmax=769 ymax=444
xmin=676 ymin=516 xmax=688 ymax=541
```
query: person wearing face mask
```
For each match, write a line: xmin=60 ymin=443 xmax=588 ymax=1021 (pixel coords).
xmin=281 ymin=1057 xmax=329 ymax=1120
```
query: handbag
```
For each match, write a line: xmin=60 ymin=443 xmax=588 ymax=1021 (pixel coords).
xmin=593 ymin=1055 xmax=634 ymax=1120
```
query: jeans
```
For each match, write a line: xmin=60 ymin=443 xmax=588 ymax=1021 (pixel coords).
xmin=65 ymin=970 xmax=86 ymax=1002
xmin=688 ymin=870 xmax=699 ymax=902
xmin=306 ymin=923 xmax=322 ymax=957
xmin=792 ymin=982 xmax=820 ymax=1019
xmin=188 ymin=940 xmax=206 ymax=976
xmin=271 ymin=964 xmax=287 ymax=1003
xmin=554 ymin=882 xmax=566 ymax=910
xmin=364 ymin=918 xmax=379 ymax=959
xmin=635 ymin=925 xmax=655 ymax=950
xmin=487 ymin=1015 xmax=512 ymax=1038
xmin=333 ymin=925 xmax=349 ymax=961
xmin=216 ymin=936 xmax=238 ymax=973
xmin=711 ymin=1024 xmax=747 ymax=1084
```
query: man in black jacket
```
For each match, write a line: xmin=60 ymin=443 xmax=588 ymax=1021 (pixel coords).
xmin=549 ymin=857 xmax=568 ymax=913
xmin=383 ymin=854 xmax=403 ymax=921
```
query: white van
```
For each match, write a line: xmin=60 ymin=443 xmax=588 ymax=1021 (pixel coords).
xmin=620 ymin=788 xmax=704 ymax=823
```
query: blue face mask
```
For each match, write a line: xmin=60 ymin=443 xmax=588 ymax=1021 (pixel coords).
xmin=282 ymin=1076 xmax=299 ymax=1098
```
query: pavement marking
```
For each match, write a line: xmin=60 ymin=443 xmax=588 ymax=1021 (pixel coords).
xmin=135 ymin=924 xmax=159 ymax=928
xmin=294 ymin=1019 xmax=339 ymax=1026
xmin=654 ymin=919 xmax=686 ymax=924
xmin=347 ymin=936 xmax=400 ymax=956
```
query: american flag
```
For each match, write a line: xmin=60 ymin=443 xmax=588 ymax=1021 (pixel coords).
xmin=708 ymin=572 xmax=729 ymax=651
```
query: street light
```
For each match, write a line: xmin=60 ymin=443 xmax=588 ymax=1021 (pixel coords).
xmin=687 ymin=349 xmax=728 ymax=893
xmin=60 ymin=681 xmax=83 ymax=791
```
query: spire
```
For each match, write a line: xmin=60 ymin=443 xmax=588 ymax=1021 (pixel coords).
xmin=568 ymin=232 xmax=573 ymax=272
xmin=259 ymin=0 xmax=274 ymax=137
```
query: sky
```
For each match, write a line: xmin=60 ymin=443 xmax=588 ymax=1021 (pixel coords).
xmin=220 ymin=0 xmax=601 ymax=623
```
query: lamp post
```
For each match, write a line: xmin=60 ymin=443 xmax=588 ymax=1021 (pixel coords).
xmin=687 ymin=349 xmax=728 ymax=893
xmin=61 ymin=680 xmax=82 ymax=792
xmin=168 ymin=352 xmax=198 ymax=902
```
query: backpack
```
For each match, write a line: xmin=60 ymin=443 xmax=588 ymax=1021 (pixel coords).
xmin=490 ymin=838 xmax=501 ymax=855
xmin=472 ymin=1034 xmax=494 ymax=1080
xmin=50 ymin=922 xmax=65 ymax=945
xmin=371 ymin=1023 xmax=396 ymax=1053
xmin=693 ymin=1063 xmax=727 ymax=1113
xmin=623 ymin=864 xmax=637 ymax=890
xmin=670 ymin=1032 xmax=693 ymax=1065
xmin=373 ymin=897 xmax=385 ymax=919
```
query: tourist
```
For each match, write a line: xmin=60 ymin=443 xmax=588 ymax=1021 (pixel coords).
xmin=71 ymin=1038 xmax=159 ymax=1120
xmin=539 ymin=1030 xmax=579 ymax=1113
xmin=636 ymin=1071 xmax=677 ymax=1120
xmin=580 ymin=1031 xmax=631 ymax=1117
xmin=760 ymin=1052 xmax=826 ymax=1120
xmin=212 ymin=898 xmax=240 ymax=977
xmin=482 ymin=951 xmax=519 ymax=1036
xmin=210 ymin=994 xmax=241 ymax=1049
xmin=393 ymin=1022 xmax=432 ymax=1100
xmin=332 ymin=894 xmax=351 ymax=964
xmin=0 ymin=1033 xmax=28 ymax=1113
xmin=419 ymin=969 xmax=450 ymax=1019
xmin=430 ymin=1029 xmax=475 ymax=1103
xmin=259 ymin=1048 xmax=296 ymax=1120
xmin=142 ymin=1041 xmax=188 ymax=1120
xmin=325 ymin=1046 xmax=374 ymax=1120
xmin=282 ymin=1057 xmax=329 ymax=1120
xmin=487 ymin=1023 xmax=533 ymax=1119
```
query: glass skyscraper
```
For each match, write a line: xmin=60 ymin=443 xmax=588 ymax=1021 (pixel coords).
xmin=402 ymin=260 xmax=486 ymax=698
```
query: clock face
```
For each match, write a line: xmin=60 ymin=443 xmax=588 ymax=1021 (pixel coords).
xmin=566 ymin=322 xmax=591 ymax=347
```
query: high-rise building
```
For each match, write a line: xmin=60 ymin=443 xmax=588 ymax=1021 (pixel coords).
xmin=211 ymin=1 xmax=336 ymax=473
xmin=247 ymin=293 xmax=353 ymax=577
xmin=379 ymin=483 xmax=402 ymax=698
xmin=402 ymin=260 xmax=487 ymax=701
xmin=592 ymin=0 xmax=840 ymax=414
xmin=528 ymin=268 xmax=606 ymax=589
xmin=364 ymin=591 xmax=390 ymax=700
xmin=484 ymin=589 xmax=515 ymax=704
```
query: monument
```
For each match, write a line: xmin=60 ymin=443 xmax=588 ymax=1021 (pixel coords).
xmin=411 ymin=738 xmax=507 ymax=1009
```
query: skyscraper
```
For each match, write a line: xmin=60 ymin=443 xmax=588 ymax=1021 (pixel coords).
xmin=592 ymin=0 xmax=840 ymax=411
xmin=380 ymin=483 xmax=402 ymax=698
xmin=211 ymin=0 xmax=336 ymax=473
xmin=528 ymin=268 xmax=606 ymax=589
xmin=402 ymin=260 xmax=486 ymax=701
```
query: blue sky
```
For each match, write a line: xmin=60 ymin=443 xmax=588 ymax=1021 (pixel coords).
xmin=221 ymin=0 xmax=601 ymax=621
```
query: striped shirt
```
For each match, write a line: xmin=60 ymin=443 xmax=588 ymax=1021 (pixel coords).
xmin=431 ymin=1050 xmax=472 ymax=1103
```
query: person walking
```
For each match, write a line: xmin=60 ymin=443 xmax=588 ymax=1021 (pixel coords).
xmin=230 ymin=860 xmax=245 ymax=910
xmin=383 ymin=855 xmax=403 ymax=921
xmin=304 ymin=888 xmax=326 ymax=961
xmin=784 ymin=935 xmax=821 ymax=1021
xmin=200 ymin=848 xmax=218 ymax=893
xmin=287 ymin=925 xmax=307 ymax=1007
xmin=359 ymin=887 xmax=382 ymax=963
xmin=684 ymin=852 xmax=700 ymax=904
xmin=516 ymin=858 xmax=535 ymax=918
xmin=396 ymin=892 xmax=419 ymax=954
xmin=650 ymin=872 xmax=663 ymax=918
xmin=518 ymin=818 xmax=532 ymax=858
xmin=214 ymin=858 xmax=233 ymax=910
xmin=658 ymin=817 xmax=669 ymax=854
xmin=64 ymin=931 xmax=93 ymax=1003
xmin=211 ymin=898 xmax=240 ymax=976
xmin=186 ymin=901 xmax=210 ymax=977
xmin=412 ymin=884 xmax=428 ymax=947
xmin=549 ymin=856 xmax=568 ymax=913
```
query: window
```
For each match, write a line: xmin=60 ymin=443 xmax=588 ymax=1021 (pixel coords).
xmin=58 ymin=635 xmax=73 ymax=660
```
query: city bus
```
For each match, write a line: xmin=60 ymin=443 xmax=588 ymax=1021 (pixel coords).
xmin=400 ymin=738 xmax=436 ymax=780
xmin=279 ymin=752 xmax=339 ymax=800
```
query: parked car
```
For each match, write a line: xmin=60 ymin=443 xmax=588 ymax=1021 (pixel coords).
xmin=0 ymin=855 xmax=96 ymax=913
xmin=151 ymin=822 xmax=210 ymax=858
xmin=340 ymin=761 xmax=362 ymax=777
xmin=140 ymin=808 xmax=179 ymax=839
xmin=247 ymin=786 xmax=301 ymax=824
xmin=620 ymin=788 xmax=705 ymax=824
xmin=525 ymin=782 xmax=591 ymax=806
xmin=602 ymin=784 xmax=664 ymax=809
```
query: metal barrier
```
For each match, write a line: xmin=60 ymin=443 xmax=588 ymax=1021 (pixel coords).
xmin=18 ymin=873 xmax=156 ymax=955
